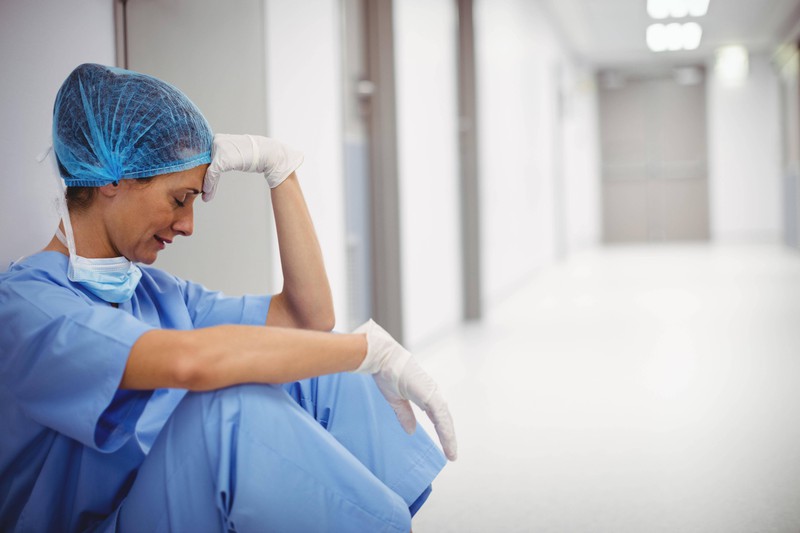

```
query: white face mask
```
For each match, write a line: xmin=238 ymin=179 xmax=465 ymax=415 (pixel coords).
xmin=44 ymin=146 xmax=142 ymax=304
xmin=54 ymin=227 xmax=142 ymax=303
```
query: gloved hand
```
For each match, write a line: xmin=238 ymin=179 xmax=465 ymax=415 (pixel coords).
xmin=202 ymin=133 xmax=304 ymax=201
xmin=354 ymin=319 xmax=458 ymax=461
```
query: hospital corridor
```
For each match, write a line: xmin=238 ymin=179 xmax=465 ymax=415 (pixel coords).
xmin=412 ymin=243 xmax=800 ymax=531
xmin=3 ymin=0 xmax=800 ymax=531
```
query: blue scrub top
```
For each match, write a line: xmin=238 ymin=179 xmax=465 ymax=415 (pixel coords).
xmin=0 ymin=252 xmax=270 ymax=532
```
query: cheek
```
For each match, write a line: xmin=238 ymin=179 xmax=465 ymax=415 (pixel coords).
xmin=145 ymin=209 xmax=175 ymax=232
xmin=127 ymin=204 xmax=173 ymax=238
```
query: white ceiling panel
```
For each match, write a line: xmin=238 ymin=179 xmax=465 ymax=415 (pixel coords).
xmin=541 ymin=0 xmax=800 ymax=67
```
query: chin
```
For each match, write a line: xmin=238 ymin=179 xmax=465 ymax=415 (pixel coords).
xmin=131 ymin=249 xmax=158 ymax=265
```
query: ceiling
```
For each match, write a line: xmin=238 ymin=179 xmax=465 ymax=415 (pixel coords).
xmin=541 ymin=0 xmax=800 ymax=69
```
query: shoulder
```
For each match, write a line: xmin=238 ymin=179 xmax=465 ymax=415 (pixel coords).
xmin=0 ymin=252 xmax=90 ymax=314
xmin=136 ymin=264 xmax=192 ymax=300
xmin=138 ymin=263 xmax=180 ymax=287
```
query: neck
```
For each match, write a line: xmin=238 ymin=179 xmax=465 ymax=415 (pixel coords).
xmin=44 ymin=207 xmax=119 ymax=259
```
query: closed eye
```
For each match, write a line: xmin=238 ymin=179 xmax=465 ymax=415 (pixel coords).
xmin=173 ymin=190 xmax=198 ymax=208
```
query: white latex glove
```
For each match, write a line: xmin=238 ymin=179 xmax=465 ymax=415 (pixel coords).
xmin=354 ymin=319 xmax=458 ymax=461
xmin=202 ymin=133 xmax=304 ymax=201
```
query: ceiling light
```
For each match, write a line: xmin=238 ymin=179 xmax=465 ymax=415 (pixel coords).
xmin=687 ymin=0 xmax=710 ymax=16
xmin=714 ymin=45 xmax=749 ymax=86
xmin=647 ymin=0 xmax=710 ymax=19
xmin=646 ymin=22 xmax=703 ymax=52
xmin=670 ymin=3 xmax=689 ymax=18
xmin=666 ymin=23 xmax=683 ymax=51
xmin=682 ymin=22 xmax=702 ymax=50
xmin=648 ymin=0 xmax=671 ymax=19
xmin=647 ymin=23 xmax=668 ymax=51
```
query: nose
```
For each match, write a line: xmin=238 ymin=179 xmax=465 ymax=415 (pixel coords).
xmin=172 ymin=205 xmax=194 ymax=237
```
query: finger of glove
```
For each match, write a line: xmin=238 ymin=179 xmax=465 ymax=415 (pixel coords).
xmin=373 ymin=376 xmax=416 ymax=433
xmin=397 ymin=356 xmax=439 ymax=407
xmin=390 ymin=398 xmax=417 ymax=434
xmin=425 ymin=397 xmax=458 ymax=461
xmin=202 ymin=167 xmax=220 ymax=202
xmin=394 ymin=359 xmax=457 ymax=459
xmin=399 ymin=370 xmax=458 ymax=460
xmin=202 ymin=135 xmax=258 ymax=201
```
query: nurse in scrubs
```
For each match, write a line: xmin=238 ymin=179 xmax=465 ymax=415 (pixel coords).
xmin=0 ymin=63 xmax=456 ymax=533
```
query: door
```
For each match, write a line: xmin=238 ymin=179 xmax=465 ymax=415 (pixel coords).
xmin=599 ymin=71 xmax=710 ymax=243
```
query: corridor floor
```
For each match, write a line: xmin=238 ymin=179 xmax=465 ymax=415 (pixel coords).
xmin=412 ymin=243 xmax=800 ymax=532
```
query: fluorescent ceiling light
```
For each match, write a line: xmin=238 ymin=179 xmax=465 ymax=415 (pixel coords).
xmin=714 ymin=45 xmax=749 ymax=86
xmin=647 ymin=24 xmax=668 ymax=51
xmin=682 ymin=22 xmax=702 ymax=50
xmin=647 ymin=0 xmax=710 ymax=19
xmin=646 ymin=23 xmax=703 ymax=52
xmin=671 ymin=3 xmax=689 ymax=18
xmin=665 ymin=23 xmax=683 ymax=51
xmin=688 ymin=0 xmax=710 ymax=17
xmin=648 ymin=0 xmax=671 ymax=19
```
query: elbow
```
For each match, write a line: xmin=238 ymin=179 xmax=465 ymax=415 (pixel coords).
xmin=303 ymin=309 xmax=336 ymax=332
xmin=311 ymin=300 xmax=336 ymax=331
xmin=288 ymin=295 xmax=336 ymax=331
xmin=170 ymin=351 xmax=202 ymax=390
xmin=169 ymin=334 xmax=216 ymax=390
xmin=317 ymin=311 xmax=336 ymax=332
xmin=277 ymin=292 xmax=336 ymax=331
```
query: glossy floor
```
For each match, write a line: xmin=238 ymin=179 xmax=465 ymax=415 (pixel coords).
xmin=413 ymin=243 xmax=800 ymax=532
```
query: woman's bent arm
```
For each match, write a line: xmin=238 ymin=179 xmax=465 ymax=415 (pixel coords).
xmin=121 ymin=326 xmax=366 ymax=391
xmin=266 ymin=173 xmax=335 ymax=331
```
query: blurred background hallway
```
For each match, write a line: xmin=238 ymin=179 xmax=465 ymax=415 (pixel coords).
xmin=414 ymin=243 xmax=800 ymax=531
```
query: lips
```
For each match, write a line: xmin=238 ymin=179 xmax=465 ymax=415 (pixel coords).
xmin=154 ymin=235 xmax=172 ymax=249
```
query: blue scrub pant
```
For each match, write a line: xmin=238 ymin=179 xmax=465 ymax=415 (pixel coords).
xmin=114 ymin=373 xmax=446 ymax=532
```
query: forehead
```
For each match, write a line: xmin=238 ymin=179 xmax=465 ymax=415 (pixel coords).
xmin=158 ymin=164 xmax=208 ymax=189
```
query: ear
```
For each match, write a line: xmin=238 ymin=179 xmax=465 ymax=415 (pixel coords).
xmin=97 ymin=181 xmax=120 ymax=199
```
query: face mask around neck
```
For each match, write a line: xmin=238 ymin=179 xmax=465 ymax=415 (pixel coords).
xmin=55 ymin=228 xmax=142 ymax=303
xmin=42 ymin=144 xmax=142 ymax=304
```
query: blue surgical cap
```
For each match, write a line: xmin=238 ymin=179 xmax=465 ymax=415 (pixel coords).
xmin=53 ymin=63 xmax=213 ymax=187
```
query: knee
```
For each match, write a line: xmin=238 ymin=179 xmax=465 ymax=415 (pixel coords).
xmin=168 ymin=383 xmax=299 ymax=439
xmin=199 ymin=383 xmax=298 ymax=422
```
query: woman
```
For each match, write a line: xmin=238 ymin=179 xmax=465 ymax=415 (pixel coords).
xmin=0 ymin=63 xmax=456 ymax=532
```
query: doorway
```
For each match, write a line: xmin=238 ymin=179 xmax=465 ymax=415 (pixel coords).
xmin=599 ymin=69 xmax=710 ymax=242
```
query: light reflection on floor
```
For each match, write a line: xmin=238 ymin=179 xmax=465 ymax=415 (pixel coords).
xmin=413 ymin=244 xmax=800 ymax=533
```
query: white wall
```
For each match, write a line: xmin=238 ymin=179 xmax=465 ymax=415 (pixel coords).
xmin=394 ymin=0 xmax=462 ymax=348
xmin=0 ymin=0 xmax=115 ymax=269
xmin=562 ymin=67 xmax=601 ymax=252
xmin=708 ymin=52 xmax=783 ymax=241
xmin=125 ymin=0 xmax=274 ymax=298
xmin=264 ymin=0 xmax=348 ymax=329
xmin=475 ymin=0 xmax=599 ymax=306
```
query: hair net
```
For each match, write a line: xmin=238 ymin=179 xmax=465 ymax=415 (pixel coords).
xmin=53 ymin=63 xmax=213 ymax=187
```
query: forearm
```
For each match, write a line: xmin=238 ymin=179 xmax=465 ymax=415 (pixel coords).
xmin=122 ymin=326 xmax=366 ymax=391
xmin=270 ymin=173 xmax=334 ymax=329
